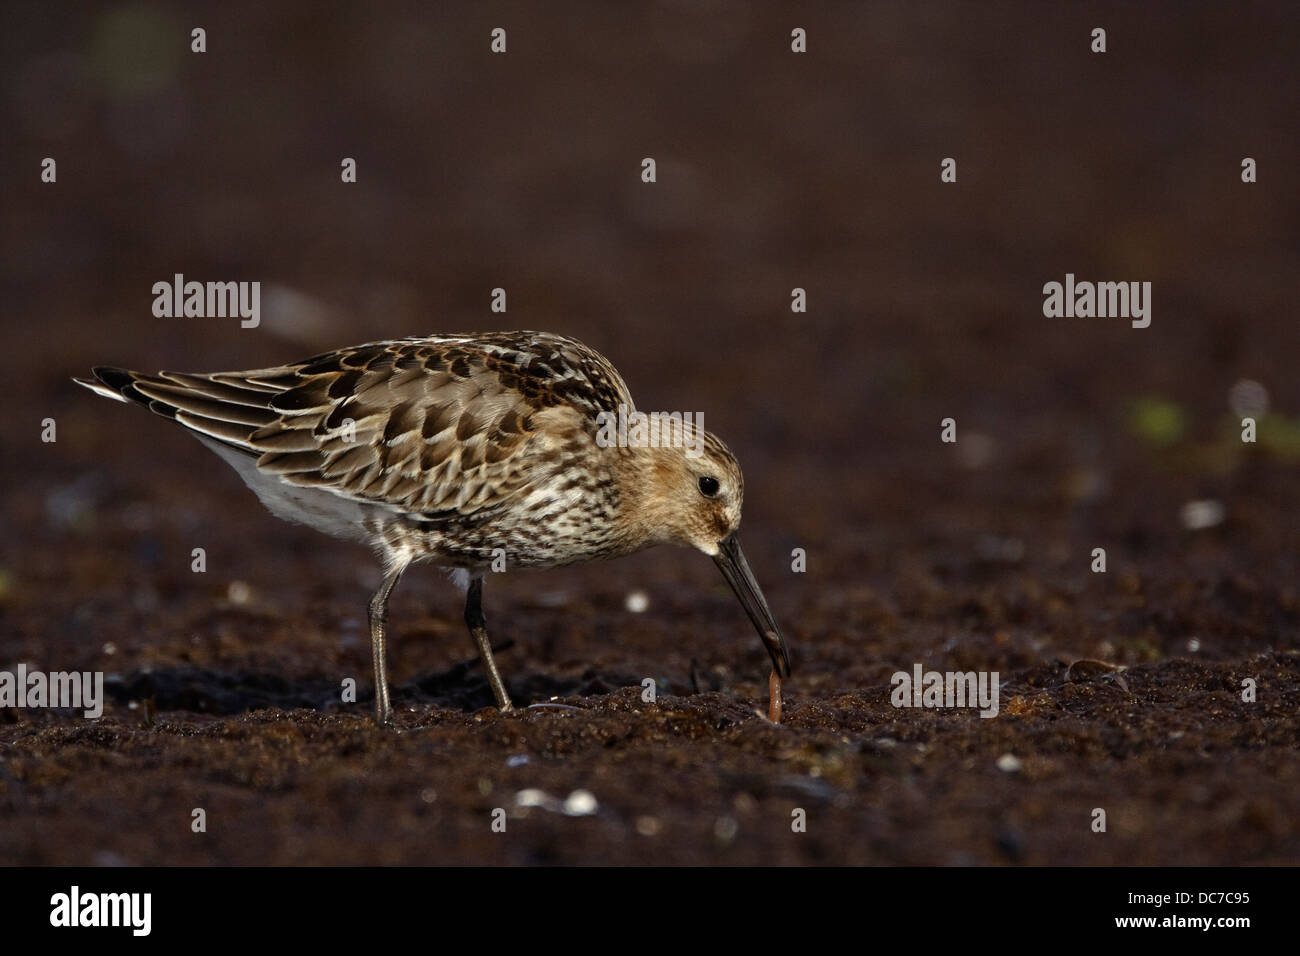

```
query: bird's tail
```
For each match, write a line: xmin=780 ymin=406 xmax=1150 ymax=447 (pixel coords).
xmin=73 ymin=367 xmax=181 ymax=420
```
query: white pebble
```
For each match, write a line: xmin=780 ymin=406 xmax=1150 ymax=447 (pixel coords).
xmin=996 ymin=753 xmax=1023 ymax=773
xmin=1180 ymin=500 xmax=1225 ymax=530
xmin=1228 ymin=379 xmax=1268 ymax=418
xmin=563 ymin=789 xmax=598 ymax=816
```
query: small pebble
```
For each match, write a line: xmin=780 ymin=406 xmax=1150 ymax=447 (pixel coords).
xmin=713 ymin=816 xmax=739 ymax=843
xmin=1228 ymin=379 xmax=1268 ymax=418
xmin=563 ymin=790 xmax=598 ymax=816
xmin=1180 ymin=500 xmax=1225 ymax=531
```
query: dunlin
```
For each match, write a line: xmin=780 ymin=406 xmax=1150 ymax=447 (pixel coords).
xmin=75 ymin=331 xmax=791 ymax=725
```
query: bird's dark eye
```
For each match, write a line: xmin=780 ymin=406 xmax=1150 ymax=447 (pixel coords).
xmin=698 ymin=476 xmax=720 ymax=497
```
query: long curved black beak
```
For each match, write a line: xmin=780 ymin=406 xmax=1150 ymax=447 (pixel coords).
xmin=713 ymin=533 xmax=792 ymax=677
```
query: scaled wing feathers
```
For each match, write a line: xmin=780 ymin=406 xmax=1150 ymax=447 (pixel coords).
xmin=74 ymin=332 xmax=635 ymax=520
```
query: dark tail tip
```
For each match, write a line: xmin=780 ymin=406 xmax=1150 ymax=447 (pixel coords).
xmin=74 ymin=366 xmax=158 ymax=410
xmin=92 ymin=366 xmax=136 ymax=393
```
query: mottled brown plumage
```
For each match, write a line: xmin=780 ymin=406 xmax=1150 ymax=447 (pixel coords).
xmin=76 ymin=331 xmax=791 ymax=725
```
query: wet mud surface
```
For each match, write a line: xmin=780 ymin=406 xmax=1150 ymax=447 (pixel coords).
xmin=2 ymin=3 xmax=1299 ymax=864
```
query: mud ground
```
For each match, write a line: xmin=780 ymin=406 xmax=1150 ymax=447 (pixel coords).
xmin=2 ymin=2 xmax=1298 ymax=865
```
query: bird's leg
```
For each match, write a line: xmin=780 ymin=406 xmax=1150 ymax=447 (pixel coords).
xmin=464 ymin=575 xmax=515 ymax=712
xmin=368 ymin=565 xmax=405 ymax=727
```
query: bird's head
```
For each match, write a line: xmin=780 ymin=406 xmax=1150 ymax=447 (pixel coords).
xmin=619 ymin=419 xmax=792 ymax=678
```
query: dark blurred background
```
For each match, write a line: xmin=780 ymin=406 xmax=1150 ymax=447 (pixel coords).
xmin=1 ymin=1 xmax=1297 ymax=865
